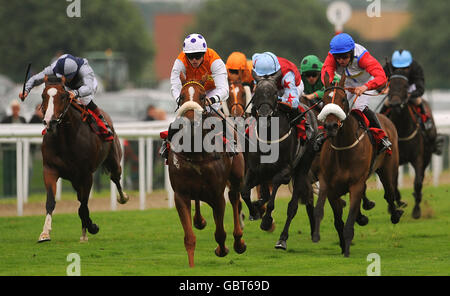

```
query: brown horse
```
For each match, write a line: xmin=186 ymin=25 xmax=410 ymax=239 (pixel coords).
xmin=313 ymin=73 xmax=403 ymax=257
xmin=37 ymin=75 xmax=128 ymax=243
xmin=167 ymin=73 xmax=246 ymax=267
xmin=384 ymin=68 xmax=441 ymax=218
xmin=227 ymin=80 xmax=248 ymax=117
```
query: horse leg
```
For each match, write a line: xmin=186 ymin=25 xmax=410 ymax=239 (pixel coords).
xmin=260 ymin=181 xmax=280 ymax=232
xmin=312 ymin=180 xmax=327 ymax=243
xmin=343 ymin=183 xmax=364 ymax=257
xmin=377 ymin=168 xmax=404 ymax=224
xmin=362 ymin=183 xmax=376 ymax=210
xmin=38 ymin=167 xmax=59 ymax=242
xmin=241 ymin=169 xmax=260 ymax=220
xmin=193 ymin=199 xmax=207 ymax=230
xmin=411 ymin=161 xmax=425 ymax=219
xmin=174 ymin=193 xmax=196 ymax=267
xmin=328 ymin=195 xmax=345 ymax=254
xmin=276 ymin=174 xmax=313 ymax=250
xmin=104 ymin=141 xmax=129 ymax=204
xmin=228 ymin=189 xmax=246 ymax=254
xmin=74 ymin=175 xmax=99 ymax=242
xmin=210 ymin=197 xmax=229 ymax=257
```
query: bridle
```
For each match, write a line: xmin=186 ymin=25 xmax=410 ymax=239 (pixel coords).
xmin=388 ymin=73 xmax=409 ymax=109
xmin=228 ymin=82 xmax=246 ymax=116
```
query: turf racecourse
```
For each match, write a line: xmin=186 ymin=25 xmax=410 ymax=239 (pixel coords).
xmin=0 ymin=185 xmax=449 ymax=276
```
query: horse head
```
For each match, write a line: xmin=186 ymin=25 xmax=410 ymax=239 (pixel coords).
xmin=176 ymin=72 xmax=207 ymax=122
xmin=42 ymin=75 xmax=70 ymax=133
xmin=387 ymin=68 xmax=409 ymax=112
xmin=228 ymin=79 xmax=246 ymax=117
xmin=318 ymin=72 xmax=349 ymax=137
xmin=252 ymin=69 xmax=281 ymax=118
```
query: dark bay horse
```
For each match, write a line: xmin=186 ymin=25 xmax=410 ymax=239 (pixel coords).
xmin=384 ymin=68 xmax=440 ymax=218
xmin=167 ymin=73 xmax=246 ymax=267
xmin=38 ymin=75 xmax=128 ymax=242
xmin=314 ymin=73 xmax=403 ymax=257
xmin=241 ymin=74 xmax=319 ymax=250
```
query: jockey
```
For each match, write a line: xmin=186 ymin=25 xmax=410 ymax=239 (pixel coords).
xmin=300 ymin=54 xmax=340 ymax=102
xmin=382 ymin=50 xmax=441 ymax=154
xmin=382 ymin=50 xmax=428 ymax=126
xmin=252 ymin=51 xmax=304 ymax=110
xmin=19 ymin=54 xmax=112 ymax=137
xmin=225 ymin=51 xmax=254 ymax=113
xmin=160 ymin=33 xmax=233 ymax=159
xmin=321 ymin=33 xmax=391 ymax=153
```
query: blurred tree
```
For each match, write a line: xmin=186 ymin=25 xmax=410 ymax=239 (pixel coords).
xmin=0 ymin=0 xmax=154 ymax=83
xmin=397 ymin=0 xmax=450 ymax=89
xmin=189 ymin=0 xmax=334 ymax=67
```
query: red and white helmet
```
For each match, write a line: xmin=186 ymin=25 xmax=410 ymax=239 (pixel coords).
xmin=182 ymin=33 xmax=207 ymax=53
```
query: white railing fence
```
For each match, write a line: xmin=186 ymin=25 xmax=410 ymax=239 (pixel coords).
xmin=1 ymin=112 xmax=450 ymax=216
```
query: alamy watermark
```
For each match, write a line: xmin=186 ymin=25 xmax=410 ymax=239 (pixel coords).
xmin=169 ymin=114 xmax=281 ymax=163
xmin=366 ymin=253 xmax=381 ymax=276
xmin=66 ymin=0 xmax=81 ymax=18
xmin=66 ymin=253 xmax=81 ymax=276
xmin=367 ymin=0 xmax=381 ymax=18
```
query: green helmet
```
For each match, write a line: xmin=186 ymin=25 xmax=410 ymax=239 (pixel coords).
xmin=300 ymin=55 xmax=323 ymax=74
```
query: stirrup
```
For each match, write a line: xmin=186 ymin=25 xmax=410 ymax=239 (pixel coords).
xmin=379 ymin=137 xmax=392 ymax=153
xmin=159 ymin=139 xmax=169 ymax=159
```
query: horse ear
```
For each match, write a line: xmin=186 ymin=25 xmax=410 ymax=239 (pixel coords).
xmin=323 ymin=72 xmax=331 ymax=88
xmin=271 ymin=69 xmax=282 ymax=83
xmin=339 ymin=71 xmax=347 ymax=87
xmin=61 ymin=76 xmax=66 ymax=84
xmin=252 ymin=69 xmax=262 ymax=83
xmin=44 ymin=75 xmax=48 ymax=83
xmin=179 ymin=72 xmax=187 ymax=85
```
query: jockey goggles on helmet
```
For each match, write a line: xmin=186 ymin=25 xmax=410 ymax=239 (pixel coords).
xmin=186 ymin=52 xmax=205 ymax=60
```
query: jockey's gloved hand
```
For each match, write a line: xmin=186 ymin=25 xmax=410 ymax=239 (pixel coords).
xmin=19 ymin=91 xmax=28 ymax=101
xmin=205 ymin=96 xmax=219 ymax=106
xmin=68 ymin=90 xmax=79 ymax=99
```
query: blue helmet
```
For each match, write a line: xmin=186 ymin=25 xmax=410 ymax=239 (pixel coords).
xmin=329 ymin=33 xmax=355 ymax=54
xmin=392 ymin=50 xmax=412 ymax=68
xmin=252 ymin=52 xmax=280 ymax=76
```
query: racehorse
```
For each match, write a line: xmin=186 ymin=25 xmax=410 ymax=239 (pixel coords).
xmin=384 ymin=68 xmax=439 ymax=218
xmin=241 ymin=73 xmax=319 ymax=250
xmin=167 ymin=73 xmax=246 ymax=267
xmin=38 ymin=75 xmax=128 ymax=242
xmin=313 ymin=72 xmax=403 ymax=257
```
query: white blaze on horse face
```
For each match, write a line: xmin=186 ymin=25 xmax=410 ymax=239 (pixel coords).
xmin=44 ymin=88 xmax=58 ymax=126
xmin=233 ymin=86 xmax=239 ymax=98
xmin=188 ymin=86 xmax=195 ymax=101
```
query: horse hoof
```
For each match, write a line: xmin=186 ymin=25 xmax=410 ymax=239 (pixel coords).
xmin=260 ymin=217 xmax=275 ymax=232
xmin=80 ymin=236 xmax=89 ymax=242
xmin=38 ymin=233 xmax=51 ymax=243
xmin=88 ymin=224 xmax=99 ymax=235
xmin=275 ymin=240 xmax=287 ymax=250
xmin=391 ymin=209 xmax=404 ymax=224
xmin=194 ymin=218 xmax=207 ymax=230
xmin=215 ymin=246 xmax=229 ymax=257
xmin=363 ymin=200 xmax=376 ymax=211
xmin=412 ymin=206 xmax=421 ymax=219
xmin=234 ymin=241 xmax=247 ymax=254
xmin=117 ymin=192 xmax=129 ymax=204
xmin=249 ymin=213 xmax=260 ymax=221
xmin=356 ymin=215 xmax=369 ymax=226
xmin=312 ymin=233 xmax=320 ymax=243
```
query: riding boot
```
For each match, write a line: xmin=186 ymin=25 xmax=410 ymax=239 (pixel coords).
xmin=313 ymin=132 xmax=327 ymax=152
xmin=159 ymin=123 xmax=177 ymax=160
xmin=97 ymin=113 xmax=113 ymax=136
xmin=363 ymin=107 xmax=392 ymax=153
xmin=87 ymin=101 xmax=113 ymax=136
xmin=417 ymin=102 xmax=433 ymax=131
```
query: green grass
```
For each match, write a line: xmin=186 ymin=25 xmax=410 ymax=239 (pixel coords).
xmin=0 ymin=185 xmax=449 ymax=276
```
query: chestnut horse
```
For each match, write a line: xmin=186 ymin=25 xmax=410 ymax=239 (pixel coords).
xmin=384 ymin=68 xmax=441 ymax=218
xmin=167 ymin=73 xmax=246 ymax=267
xmin=38 ymin=75 xmax=128 ymax=243
xmin=314 ymin=73 xmax=403 ymax=257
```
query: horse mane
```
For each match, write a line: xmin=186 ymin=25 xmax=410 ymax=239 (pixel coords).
xmin=46 ymin=75 xmax=63 ymax=84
